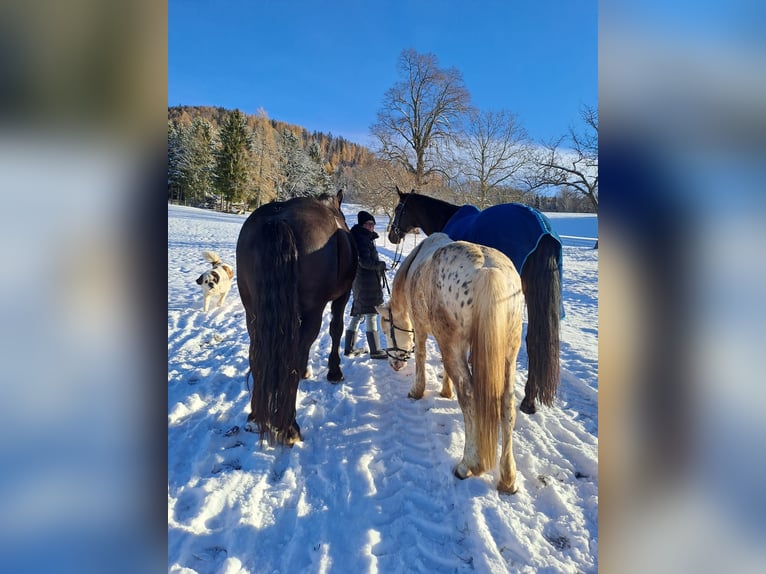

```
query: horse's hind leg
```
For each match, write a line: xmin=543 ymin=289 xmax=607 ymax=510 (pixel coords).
xmin=498 ymin=359 xmax=519 ymax=494
xmin=520 ymin=373 xmax=537 ymax=414
xmin=327 ymin=294 xmax=350 ymax=382
xmin=442 ymin=348 xmax=481 ymax=479
xmin=298 ymin=307 xmax=324 ymax=380
xmin=519 ymin=284 xmax=537 ymax=415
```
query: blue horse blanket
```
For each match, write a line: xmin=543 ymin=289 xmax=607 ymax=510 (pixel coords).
xmin=442 ymin=203 xmax=564 ymax=316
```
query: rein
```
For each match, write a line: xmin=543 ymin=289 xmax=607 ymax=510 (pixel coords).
xmin=391 ymin=240 xmax=405 ymax=270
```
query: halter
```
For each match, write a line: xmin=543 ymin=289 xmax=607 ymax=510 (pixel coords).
xmin=384 ymin=306 xmax=415 ymax=362
xmin=389 ymin=194 xmax=411 ymax=270
xmin=389 ymin=194 xmax=411 ymax=241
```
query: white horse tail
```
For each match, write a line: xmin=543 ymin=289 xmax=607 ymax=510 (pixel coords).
xmin=470 ymin=266 xmax=508 ymax=472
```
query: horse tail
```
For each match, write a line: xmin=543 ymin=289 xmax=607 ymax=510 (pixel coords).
xmin=248 ymin=219 xmax=301 ymax=440
xmin=470 ymin=267 xmax=508 ymax=472
xmin=523 ymin=234 xmax=561 ymax=407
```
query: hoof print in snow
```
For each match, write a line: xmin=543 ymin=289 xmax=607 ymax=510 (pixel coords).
xmin=544 ymin=532 xmax=571 ymax=551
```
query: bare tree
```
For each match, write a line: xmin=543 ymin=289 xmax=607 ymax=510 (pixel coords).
xmin=454 ymin=108 xmax=531 ymax=208
xmin=371 ymin=48 xmax=471 ymax=187
xmin=527 ymin=105 xmax=598 ymax=211
xmin=343 ymin=160 xmax=412 ymax=223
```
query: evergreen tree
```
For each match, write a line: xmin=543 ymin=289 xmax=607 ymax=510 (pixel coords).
xmin=307 ymin=140 xmax=333 ymax=194
xmin=168 ymin=120 xmax=186 ymax=203
xmin=278 ymin=129 xmax=314 ymax=199
xmin=186 ymin=117 xmax=217 ymax=206
xmin=214 ymin=109 xmax=253 ymax=210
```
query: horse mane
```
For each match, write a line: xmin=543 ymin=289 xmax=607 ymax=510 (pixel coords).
xmin=391 ymin=239 xmax=424 ymax=298
xmin=408 ymin=191 xmax=459 ymax=210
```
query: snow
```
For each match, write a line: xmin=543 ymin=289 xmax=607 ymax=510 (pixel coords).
xmin=168 ymin=203 xmax=598 ymax=573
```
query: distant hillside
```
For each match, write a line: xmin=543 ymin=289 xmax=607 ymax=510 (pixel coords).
xmin=168 ymin=105 xmax=376 ymax=170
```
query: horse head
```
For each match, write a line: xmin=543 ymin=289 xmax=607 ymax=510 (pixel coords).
xmin=376 ymin=301 xmax=414 ymax=372
xmin=388 ymin=187 xmax=417 ymax=244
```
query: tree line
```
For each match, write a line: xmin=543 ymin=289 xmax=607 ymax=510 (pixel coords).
xmin=168 ymin=49 xmax=597 ymax=216
xmin=168 ymin=105 xmax=375 ymax=211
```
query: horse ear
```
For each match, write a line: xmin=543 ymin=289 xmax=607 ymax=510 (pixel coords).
xmin=336 ymin=189 xmax=343 ymax=205
xmin=409 ymin=188 xmax=415 ymax=194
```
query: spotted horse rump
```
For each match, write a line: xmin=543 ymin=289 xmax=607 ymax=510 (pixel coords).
xmin=377 ymin=233 xmax=524 ymax=493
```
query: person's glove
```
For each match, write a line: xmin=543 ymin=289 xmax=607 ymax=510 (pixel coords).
xmin=378 ymin=261 xmax=387 ymax=272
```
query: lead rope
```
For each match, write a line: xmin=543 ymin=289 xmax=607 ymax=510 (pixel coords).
xmin=381 ymin=268 xmax=391 ymax=295
xmin=390 ymin=240 xmax=404 ymax=270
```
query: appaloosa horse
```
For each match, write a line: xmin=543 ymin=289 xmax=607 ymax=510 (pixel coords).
xmin=236 ymin=190 xmax=357 ymax=445
xmin=389 ymin=188 xmax=563 ymax=415
xmin=377 ymin=233 xmax=524 ymax=493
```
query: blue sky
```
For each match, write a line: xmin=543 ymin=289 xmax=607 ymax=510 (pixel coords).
xmin=169 ymin=0 xmax=597 ymax=146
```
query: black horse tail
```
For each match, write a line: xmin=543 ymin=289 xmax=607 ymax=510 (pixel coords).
xmin=521 ymin=234 xmax=561 ymax=409
xmin=249 ymin=219 xmax=300 ymax=441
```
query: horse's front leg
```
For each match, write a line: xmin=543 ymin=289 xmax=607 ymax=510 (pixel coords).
xmin=407 ymin=330 xmax=428 ymax=399
xmin=327 ymin=293 xmax=350 ymax=382
xmin=439 ymin=363 xmax=453 ymax=399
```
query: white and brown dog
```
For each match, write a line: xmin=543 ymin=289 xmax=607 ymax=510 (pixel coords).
xmin=195 ymin=250 xmax=234 ymax=312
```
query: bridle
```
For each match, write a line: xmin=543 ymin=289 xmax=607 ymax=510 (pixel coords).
xmin=384 ymin=306 xmax=415 ymax=362
xmin=389 ymin=194 xmax=411 ymax=240
xmin=389 ymin=194 xmax=411 ymax=270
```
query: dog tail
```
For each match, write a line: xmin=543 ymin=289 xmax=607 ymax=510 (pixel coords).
xmin=202 ymin=250 xmax=222 ymax=266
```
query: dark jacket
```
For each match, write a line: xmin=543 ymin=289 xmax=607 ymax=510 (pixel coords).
xmin=350 ymin=223 xmax=385 ymax=315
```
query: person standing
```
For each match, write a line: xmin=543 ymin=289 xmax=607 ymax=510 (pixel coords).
xmin=345 ymin=210 xmax=387 ymax=359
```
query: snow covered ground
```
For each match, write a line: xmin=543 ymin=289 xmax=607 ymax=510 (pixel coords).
xmin=168 ymin=203 xmax=598 ymax=573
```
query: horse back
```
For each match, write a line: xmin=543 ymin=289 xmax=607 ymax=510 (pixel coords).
xmin=443 ymin=203 xmax=561 ymax=276
xmin=237 ymin=198 xmax=355 ymax=309
xmin=425 ymin=241 xmax=520 ymax=335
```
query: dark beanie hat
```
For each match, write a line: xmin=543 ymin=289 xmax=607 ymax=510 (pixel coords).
xmin=358 ymin=211 xmax=375 ymax=225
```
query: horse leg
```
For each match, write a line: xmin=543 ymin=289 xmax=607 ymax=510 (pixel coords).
xmin=327 ymin=294 xmax=350 ymax=382
xmin=520 ymin=367 xmax=538 ymax=414
xmin=297 ymin=307 xmax=323 ymax=380
xmin=519 ymin=292 xmax=537 ymax=415
xmin=439 ymin=368 xmax=453 ymax=399
xmin=407 ymin=330 xmax=429 ymax=399
xmin=442 ymin=349 xmax=481 ymax=479
xmin=497 ymin=358 xmax=519 ymax=494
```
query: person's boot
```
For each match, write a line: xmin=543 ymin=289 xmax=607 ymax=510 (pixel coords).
xmin=344 ymin=330 xmax=361 ymax=356
xmin=366 ymin=331 xmax=388 ymax=359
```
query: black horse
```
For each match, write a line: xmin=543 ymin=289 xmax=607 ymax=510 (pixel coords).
xmin=389 ymin=188 xmax=563 ymax=415
xmin=236 ymin=190 xmax=358 ymax=445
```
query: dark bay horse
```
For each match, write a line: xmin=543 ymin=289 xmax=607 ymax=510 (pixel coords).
xmin=236 ymin=190 xmax=357 ymax=445
xmin=388 ymin=188 xmax=563 ymax=415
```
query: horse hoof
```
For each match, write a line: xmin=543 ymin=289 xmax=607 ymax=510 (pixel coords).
xmin=497 ymin=482 xmax=519 ymax=495
xmin=327 ymin=371 xmax=344 ymax=383
xmin=439 ymin=390 xmax=453 ymax=399
xmin=285 ymin=421 xmax=303 ymax=446
xmin=453 ymin=464 xmax=472 ymax=480
xmin=407 ymin=391 xmax=424 ymax=400
xmin=519 ymin=400 xmax=536 ymax=415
